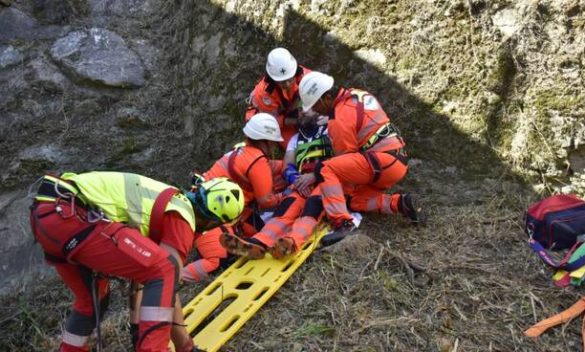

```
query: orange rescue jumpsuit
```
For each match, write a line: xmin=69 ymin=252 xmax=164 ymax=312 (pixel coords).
xmin=246 ymin=65 xmax=311 ymax=147
xmin=314 ymin=88 xmax=408 ymax=227
xmin=183 ymin=144 xmax=285 ymax=282
xmin=252 ymin=126 xmax=331 ymax=250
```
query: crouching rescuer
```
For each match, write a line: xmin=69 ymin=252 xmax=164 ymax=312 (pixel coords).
xmin=298 ymin=71 xmax=425 ymax=236
xmin=29 ymin=172 xmax=244 ymax=352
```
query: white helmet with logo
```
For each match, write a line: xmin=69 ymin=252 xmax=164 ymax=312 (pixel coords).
xmin=299 ymin=71 xmax=334 ymax=112
xmin=243 ymin=113 xmax=284 ymax=142
xmin=265 ymin=48 xmax=297 ymax=82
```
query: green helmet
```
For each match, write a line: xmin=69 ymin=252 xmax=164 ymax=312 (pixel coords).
xmin=187 ymin=177 xmax=244 ymax=223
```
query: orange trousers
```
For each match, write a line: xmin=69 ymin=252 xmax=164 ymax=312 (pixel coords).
xmin=317 ymin=151 xmax=407 ymax=227
xmin=182 ymin=207 xmax=265 ymax=282
xmin=253 ymin=192 xmax=306 ymax=248
xmin=252 ymin=191 xmax=325 ymax=250
xmin=31 ymin=201 xmax=186 ymax=352
xmin=286 ymin=194 xmax=324 ymax=249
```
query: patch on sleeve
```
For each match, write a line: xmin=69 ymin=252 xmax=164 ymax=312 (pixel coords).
xmin=262 ymin=96 xmax=273 ymax=106
xmin=363 ymin=95 xmax=380 ymax=110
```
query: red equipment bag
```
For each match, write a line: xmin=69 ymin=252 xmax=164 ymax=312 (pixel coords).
xmin=525 ymin=194 xmax=585 ymax=270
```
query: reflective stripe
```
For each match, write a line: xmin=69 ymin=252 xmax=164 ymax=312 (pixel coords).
xmin=169 ymin=194 xmax=195 ymax=217
xmin=62 ymin=330 xmax=89 ymax=347
xmin=294 ymin=217 xmax=317 ymax=240
xmin=324 ymin=201 xmax=349 ymax=215
xmin=124 ymin=173 xmax=144 ymax=227
xmin=217 ymin=156 xmax=229 ymax=171
xmin=194 ymin=261 xmax=209 ymax=281
xmin=189 ymin=261 xmax=209 ymax=281
xmin=381 ymin=197 xmax=392 ymax=214
xmin=321 ymin=185 xmax=345 ymax=198
xmin=368 ymin=135 xmax=404 ymax=152
xmin=366 ymin=198 xmax=378 ymax=212
xmin=258 ymin=219 xmax=288 ymax=241
xmin=140 ymin=306 xmax=173 ymax=322
xmin=357 ymin=115 xmax=383 ymax=143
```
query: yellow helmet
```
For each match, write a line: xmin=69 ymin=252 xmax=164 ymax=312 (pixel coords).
xmin=188 ymin=177 xmax=244 ymax=223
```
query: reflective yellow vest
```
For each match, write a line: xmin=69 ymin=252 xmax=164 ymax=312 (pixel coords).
xmin=54 ymin=172 xmax=196 ymax=236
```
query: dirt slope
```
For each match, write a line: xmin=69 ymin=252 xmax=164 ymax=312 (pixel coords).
xmin=1 ymin=0 xmax=585 ymax=351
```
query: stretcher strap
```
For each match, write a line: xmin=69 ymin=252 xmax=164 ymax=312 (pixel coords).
xmin=524 ymin=297 xmax=585 ymax=344
xmin=528 ymin=238 xmax=585 ymax=271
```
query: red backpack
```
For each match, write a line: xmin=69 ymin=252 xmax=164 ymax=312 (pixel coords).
xmin=525 ymin=194 xmax=585 ymax=271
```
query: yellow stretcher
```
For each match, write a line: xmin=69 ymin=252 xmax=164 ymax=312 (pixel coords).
xmin=182 ymin=224 xmax=330 ymax=352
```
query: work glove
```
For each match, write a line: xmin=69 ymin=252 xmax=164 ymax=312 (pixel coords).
xmin=283 ymin=163 xmax=299 ymax=185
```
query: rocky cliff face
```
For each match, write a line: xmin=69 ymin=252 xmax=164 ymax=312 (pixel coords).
xmin=1 ymin=0 xmax=585 ymax=349
xmin=2 ymin=0 xmax=583 ymax=284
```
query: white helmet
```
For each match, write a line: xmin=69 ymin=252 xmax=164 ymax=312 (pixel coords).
xmin=265 ymin=48 xmax=297 ymax=82
xmin=299 ymin=71 xmax=334 ymax=112
xmin=243 ymin=113 xmax=284 ymax=142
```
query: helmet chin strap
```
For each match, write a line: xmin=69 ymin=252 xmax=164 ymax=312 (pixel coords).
xmin=187 ymin=190 xmax=219 ymax=222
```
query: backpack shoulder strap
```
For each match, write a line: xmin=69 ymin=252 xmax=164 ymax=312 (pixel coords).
xmin=529 ymin=238 xmax=585 ymax=271
xmin=149 ymin=187 xmax=180 ymax=241
xmin=227 ymin=148 xmax=264 ymax=193
xmin=333 ymin=89 xmax=366 ymax=131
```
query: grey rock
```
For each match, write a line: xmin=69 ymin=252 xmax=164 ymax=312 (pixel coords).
xmin=19 ymin=144 xmax=65 ymax=163
xmin=50 ymin=28 xmax=145 ymax=88
xmin=29 ymin=55 xmax=67 ymax=91
xmin=0 ymin=68 xmax=29 ymax=108
xmin=129 ymin=39 xmax=159 ymax=74
xmin=34 ymin=24 xmax=72 ymax=40
xmin=32 ymin=0 xmax=89 ymax=24
xmin=0 ymin=8 xmax=38 ymax=42
xmin=89 ymin=0 xmax=158 ymax=18
xmin=0 ymin=45 xmax=23 ymax=69
xmin=0 ymin=192 xmax=44 ymax=289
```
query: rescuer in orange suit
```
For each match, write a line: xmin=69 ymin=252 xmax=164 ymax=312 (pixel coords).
xmin=182 ymin=113 xmax=288 ymax=282
xmin=219 ymin=111 xmax=334 ymax=259
xmin=29 ymin=172 xmax=244 ymax=352
xmin=297 ymin=71 xmax=425 ymax=237
xmin=245 ymin=47 xmax=313 ymax=148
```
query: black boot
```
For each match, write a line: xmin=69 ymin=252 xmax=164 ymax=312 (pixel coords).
xmin=321 ymin=220 xmax=356 ymax=247
xmin=399 ymin=193 xmax=425 ymax=225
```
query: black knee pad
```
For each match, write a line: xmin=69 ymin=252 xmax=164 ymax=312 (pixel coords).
xmin=166 ymin=255 xmax=180 ymax=300
xmin=245 ymin=209 xmax=265 ymax=232
xmin=66 ymin=309 xmax=96 ymax=336
xmin=142 ymin=255 xmax=180 ymax=307
xmin=313 ymin=161 xmax=325 ymax=184
xmin=273 ymin=197 xmax=296 ymax=217
xmin=301 ymin=196 xmax=323 ymax=220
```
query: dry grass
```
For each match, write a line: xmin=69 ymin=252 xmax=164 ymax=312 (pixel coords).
xmin=2 ymin=187 xmax=583 ymax=351
xmin=2 ymin=0 xmax=585 ymax=351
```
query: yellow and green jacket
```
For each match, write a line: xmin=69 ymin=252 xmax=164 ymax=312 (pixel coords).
xmin=36 ymin=172 xmax=196 ymax=236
